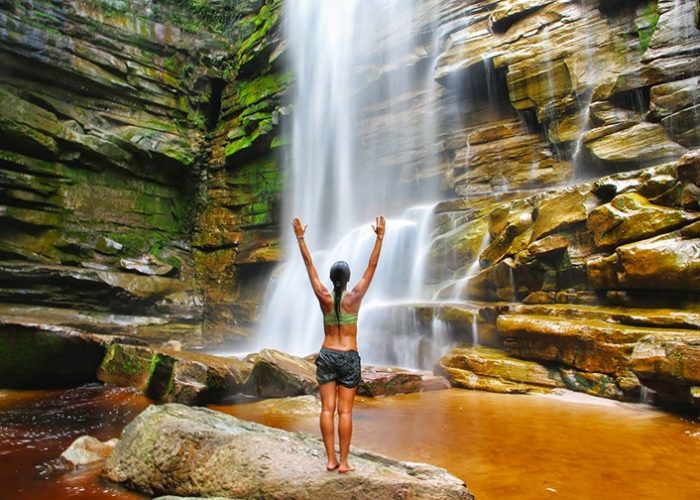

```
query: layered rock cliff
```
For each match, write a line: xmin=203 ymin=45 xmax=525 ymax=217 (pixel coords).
xmin=419 ymin=0 xmax=700 ymax=408
xmin=0 ymin=0 xmax=287 ymax=346
xmin=334 ymin=0 xmax=700 ymax=408
xmin=1 ymin=0 xmax=699 ymax=407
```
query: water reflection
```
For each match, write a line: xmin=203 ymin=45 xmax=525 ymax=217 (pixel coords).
xmin=3 ymin=385 xmax=698 ymax=499
xmin=216 ymin=389 xmax=700 ymax=500
xmin=0 ymin=385 xmax=149 ymax=500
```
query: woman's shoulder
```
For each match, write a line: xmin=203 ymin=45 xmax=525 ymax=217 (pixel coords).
xmin=318 ymin=290 xmax=333 ymax=309
xmin=341 ymin=290 xmax=361 ymax=311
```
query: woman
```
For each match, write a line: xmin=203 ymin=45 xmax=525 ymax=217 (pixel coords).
xmin=292 ymin=215 xmax=385 ymax=473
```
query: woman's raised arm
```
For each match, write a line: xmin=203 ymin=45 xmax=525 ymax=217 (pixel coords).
xmin=348 ymin=216 xmax=385 ymax=305
xmin=293 ymin=217 xmax=329 ymax=302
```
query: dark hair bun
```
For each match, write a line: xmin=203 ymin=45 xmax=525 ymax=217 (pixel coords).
xmin=329 ymin=261 xmax=351 ymax=284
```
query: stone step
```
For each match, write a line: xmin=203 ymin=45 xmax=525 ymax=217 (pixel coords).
xmin=437 ymin=345 xmax=640 ymax=401
xmin=497 ymin=313 xmax=700 ymax=374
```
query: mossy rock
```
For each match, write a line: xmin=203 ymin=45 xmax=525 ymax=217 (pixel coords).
xmin=0 ymin=323 xmax=105 ymax=388
xmin=97 ymin=344 xmax=160 ymax=391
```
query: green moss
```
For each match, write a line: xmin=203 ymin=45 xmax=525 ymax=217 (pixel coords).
xmin=187 ymin=110 xmax=206 ymax=131
xmin=228 ymin=155 xmax=282 ymax=227
xmin=150 ymin=244 xmax=183 ymax=269
xmin=33 ymin=9 xmax=62 ymax=26
xmin=0 ymin=330 xmax=63 ymax=373
xmin=225 ymin=136 xmax=253 ymax=157
xmin=270 ymin=135 xmax=287 ymax=149
xmin=121 ymin=353 xmax=141 ymax=376
xmin=146 ymin=353 xmax=176 ymax=401
xmin=149 ymin=0 xmax=278 ymax=36
xmin=150 ymin=353 xmax=160 ymax=377
xmin=163 ymin=56 xmax=178 ymax=73
xmin=636 ymin=3 xmax=660 ymax=53
xmin=180 ymin=62 xmax=196 ymax=80
xmin=235 ymin=1 xmax=281 ymax=69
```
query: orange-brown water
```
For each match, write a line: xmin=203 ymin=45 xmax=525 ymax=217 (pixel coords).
xmin=0 ymin=385 xmax=150 ymax=500
xmin=215 ymin=389 xmax=700 ymax=500
xmin=2 ymin=386 xmax=699 ymax=499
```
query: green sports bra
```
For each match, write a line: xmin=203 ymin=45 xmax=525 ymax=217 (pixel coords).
xmin=323 ymin=291 xmax=358 ymax=326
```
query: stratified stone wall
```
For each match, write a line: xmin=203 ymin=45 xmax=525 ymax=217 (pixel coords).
xmin=0 ymin=0 xmax=296 ymax=346
xmin=1 ymin=0 xmax=698 ymax=355
xmin=0 ymin=0 xmax=290 ymax=345
xmin=191 ymin=0 xmax=288 ymax=341
xmin=432 ymin=0 xmax=697 ymax=195
xmin=0 ymin=0 xmax=226 ymax=342
xmin=399 ymin=0 xmax=700 ymax=408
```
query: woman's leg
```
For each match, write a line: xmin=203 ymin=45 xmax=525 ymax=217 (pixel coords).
xmin=319 ymin=381 xmax=339 ymax=470
xmin=336 ymin=384 xmax=357 ymax=472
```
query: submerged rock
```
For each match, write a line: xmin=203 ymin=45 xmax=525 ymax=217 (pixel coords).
xmin=103 ymin=404 xmax=473 ymax=499
xmin=60 ymin=435 xmax=118 ymax=468
xmin=37 ymin=435 xmax=119 ymax=479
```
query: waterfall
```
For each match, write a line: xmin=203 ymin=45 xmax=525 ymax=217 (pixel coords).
xmin=252 ymin=0 xmax=444 ymax=367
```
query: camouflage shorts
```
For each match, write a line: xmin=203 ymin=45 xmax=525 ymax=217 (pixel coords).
xmin=315 ymin=348 xmax=361 ymax=388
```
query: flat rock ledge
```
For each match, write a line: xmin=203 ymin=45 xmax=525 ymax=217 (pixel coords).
xmin=103 ymin=404 xmax=473 ymax=500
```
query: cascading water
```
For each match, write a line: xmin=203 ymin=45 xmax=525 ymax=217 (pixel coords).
xmin=253 ymin=0 xmax=446 ymax=368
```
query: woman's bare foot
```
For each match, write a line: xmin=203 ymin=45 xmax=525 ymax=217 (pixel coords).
xmin=326 ymin=461 xmax=340 ymax=471
xmin=338 ymin=462 xmax=355 ymax=473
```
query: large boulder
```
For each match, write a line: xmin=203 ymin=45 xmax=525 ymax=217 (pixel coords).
xmin=497 ymin=314 xmax=655 ymax=374
xmin=584 ymin=122 xmax=687 ymax=165
xmin=531 ymin=187 xmax=589 ymax=241
xmin=243 ymin=349 xmax=319 ymax=398
xmin=103 ymin=404 xmax=473 ymax=499
xmin=587 ymin=230 xmax=700 ymax=291
xmin=98 ymin=344 xmax=157 ymax=392
xmin=586 ymin=192 xmax=700 ymax=247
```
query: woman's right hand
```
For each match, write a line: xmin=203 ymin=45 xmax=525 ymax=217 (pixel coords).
xmin=372 ymin=215 xmax=385 ymax=239
xmin=292 ymin=217 xmax=307 ymax=239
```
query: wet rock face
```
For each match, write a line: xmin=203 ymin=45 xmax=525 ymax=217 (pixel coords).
xmin=0 ymin=0 xmax=288 ymax=344
xmin=0 ymin=0 xmax=215 ymax=341
xmin=429 ymin=145 xmax=697 ymax=408
xmin=430 ymin=0 xmax=696 ymax=195
xmin=1 ymin=0 xmax=698 ymax=387
xmin=631 ymin=332 xmax=700 ymax=407
xmin=431 ymin=153 xmax=700 ymax=407
xmin=433 ymin=153 xmax=700 ymax=303
xmin=104 ymin=404 xmax=474 ymax=499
